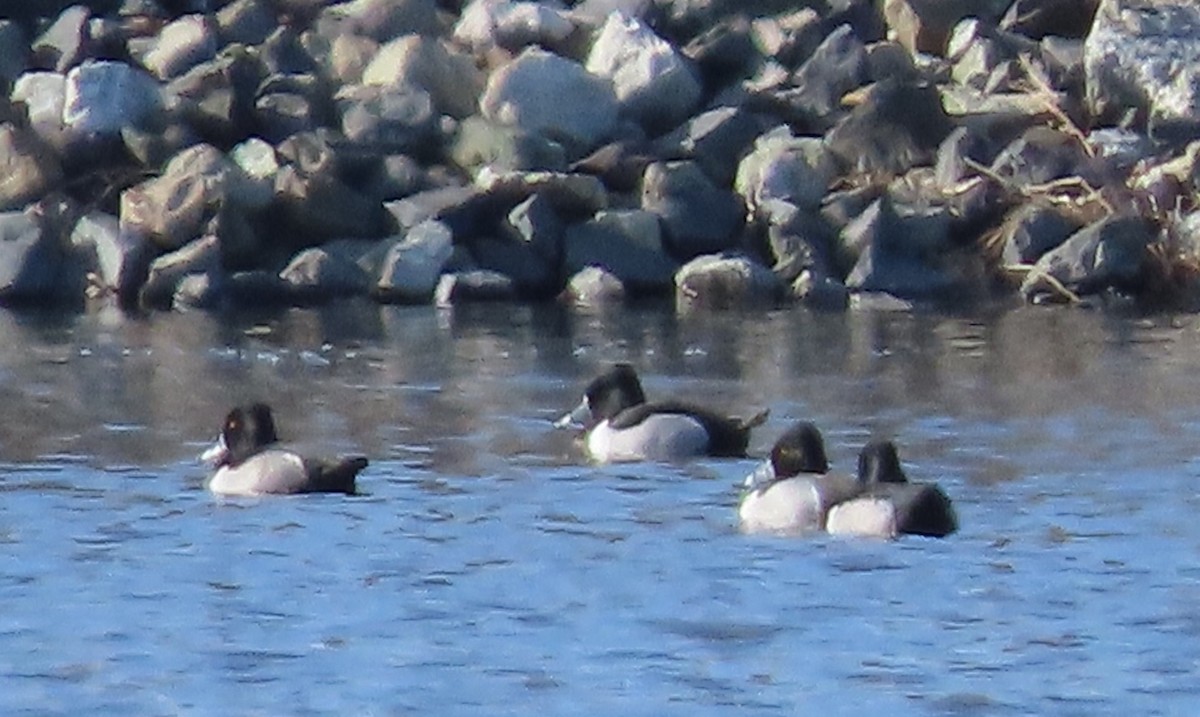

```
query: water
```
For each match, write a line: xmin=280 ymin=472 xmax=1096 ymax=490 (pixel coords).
xmin=1 ymin=302 xmax=1199 ymax=715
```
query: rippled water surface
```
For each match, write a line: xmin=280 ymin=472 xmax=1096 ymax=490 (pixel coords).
xmin=2 ymin=302 xmax=1199 ymax=715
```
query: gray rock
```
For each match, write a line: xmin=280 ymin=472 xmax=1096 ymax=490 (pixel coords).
xmin=62 ymin=61 xmax=163 ymax=140
xmin=227 ymin=137 xmax=278 ymax=210
xmin=883 ymin=0 xmax=1007 ymax=55
xmin=362 ymin=34 xmax=483 ymax=120
xmin=750 ymin=8 xmax=824 ymax=70
xmin=653 ymin=106 xmax=768 ymax=187
xmin=120 ymin=143 xmax=260 ymax=251
xmin=563 ymin=264 xmax=626 ymax=305
xmin=373 ymin=219 xmax=454 ymax=302
xmin=1020 ymin=214 xmax=1158 ymax=301
xmin=70 ymin=211 xmax=152 ymax=302
xmin=216 ymin=0 xmax=277 ymax=46
xmin=1087 ymin=127 xmax=1156 ymax=176
xmin=562 ymin=209 xmax=677 ymax=294
xmin=475 ymin=168 xmax=608 ymax=218
xmin=1002 ymin=0 xmax=1101 ymax=40
xmin=122 ymin=119 xmax=201 ymax=170
xmin=950 ymin=27 xmax=1006 ymax=90
xmin=0 ymin=123 xmax=62 ymax=211
xmin=165 ymin=46 xmax=263 ymax=146
xmin=139 ymin=14 xmax=219 ymax=80
xmin=454 ymin=0 xmax=576 ymax=52
xmin=254 ymin=74 xmax=330 ymax=144
xmin=384 ymin=185 xmax=496 ymax=237
xmin=997 ymin=203 xmax=1082 ymax=265
xmin=682 ymin=15 xmax=759 ymax=85
xmin=224 ymin=269 xmax=295 ymax=306
xmin=318 ymin=0 xmax=442 ymax=42
xmin=0 ymin=21 xmax=28 ymax=88
xmin=139 ymin=235 xmax=221 ymax=309
xmin=0 ymin=208 xmax=67 ymax=303
xmin=791 ymin=269 xmax=850 ymax=310
xmin=674 ymin=253 xmax=783 ymax=308
xmin=504 ymin=193 xmax=564 ymax=266
xmin=11 ymin=71 xmax=68 ymax=149
xmin=990 ymin=126 xmax=1087 ymax=186
xmin=279 ymin=242 xmax=372 ymax=299
xmin=641 ymin=161 xmax=743 ymax=260
xmin=327 ymin=33 xmax=378 ymax=85
xmin=735 ymin=127 xmax=837 ymax=220
xmin=258 ymin=27 xmax=321 ymax=76
xmin=467 ymin=236 xmax=556 ymax=296
xmin=451 ymin=115 xmax=568 ymax=174
xmin=172 ymin=270 xmax=225 ymax=311
xmin=766 ymin=210 xmax=839 ymax=283
xmin=336 ymin=84 xmax=438 ymax=155
xmin=1085 ymin=0 xmax=1200 ymax=137
xmin=865 ymin=41 xmax=921 ymax=84
xmin=569 ymin=140 xmax=655 ymax=193
xmin=586 ymin=12 xmax=702 ymax=133
xmin=772 ymin=24 xmax=867 ymax=131
xmin=364 ymin=154 xmax=426 ymax=201
xmin=826 ymin=80 xmax=953 ymax=176
xmin=274 ymin=164 xmax=389 ymax=246
xmin=31 ymin=4 xmax=89 ymax=73
xmin=843 ymin=194 xmax=983 ymax=301
xmin=480 ymin=47 xmax=619 ymax=155
xmin=435 ymin=269 xmax=517 ymax=305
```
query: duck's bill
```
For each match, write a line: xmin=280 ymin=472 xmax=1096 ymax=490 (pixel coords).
xmin=743 ymin=459 xmax=776 ymax=490
xmin=200 ymin=434 xmax=228 ymax=465
xmin=553 ymin=398 xmax=590 ymax=429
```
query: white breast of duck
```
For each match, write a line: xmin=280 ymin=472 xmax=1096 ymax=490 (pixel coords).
xmin=586 ymin=413 xmax=710 ymax=462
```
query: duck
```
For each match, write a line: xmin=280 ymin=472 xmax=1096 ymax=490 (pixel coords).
xmin=738 ymin=422 xmax=862 ymax=534
xmin=200 ymin=403 xmax=368 ymax=496
xmin=825 ymin=440 xmax=958 ymax=539
xmin=554 ymin=363 xmax=768 ymax=463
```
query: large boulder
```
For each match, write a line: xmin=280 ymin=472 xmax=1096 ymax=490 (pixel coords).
xmin=562 ymin=209 xmax=677 ymax=294
xmin=674 ymin=253 xmax=784 ymax=308
xmin=1085 ymin=0 xmax=1200 ymax=139
xmin=585 ymin=12 xmax=702 ymax=133
xmin=372 ymin=219 xmax=455 ymax=302
xmin=1020 ymin=214 xmax=1159 ymax=301
xmin=361 ymin=34 xmax=483 ymax=119
xmin=454 ymin=0 xmax=577 ymax=52
xmin=641 ymin=161 xmax=743 ymax=260
xmin=0 ymin=123 xmax=61 ymax=211
xmin=480 ymin=47 xmax=619 ymax=155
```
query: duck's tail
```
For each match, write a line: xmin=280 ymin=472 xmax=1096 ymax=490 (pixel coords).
xmin=308 ymin=456 xmax=369 ymax=494
xmin=739 ymin=409 xmax=770 ymax=431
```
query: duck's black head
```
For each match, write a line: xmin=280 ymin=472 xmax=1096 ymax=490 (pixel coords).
xmin=857 ymin=440 xmax=907 ymax=485
xmin=216 ymin=403 xmax=280 ymax=467
xmin=771 ymin=421 xmax=829 ymax=477
xmin=584 ymin=363 xmax=647 ymax=421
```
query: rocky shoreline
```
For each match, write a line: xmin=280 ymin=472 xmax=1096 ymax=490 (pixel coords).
xmin=1 ymin=0 xmax=1198 ymax=314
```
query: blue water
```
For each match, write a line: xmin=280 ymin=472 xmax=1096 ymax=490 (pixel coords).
xmin=1 ymin=303 xmax=1199 ymax=715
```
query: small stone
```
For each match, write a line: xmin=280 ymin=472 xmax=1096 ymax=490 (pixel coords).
xmin=435 ymin=270 xmax=517 ymax=305
xmin=564 ymin=265 xmax=625 ymax=305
